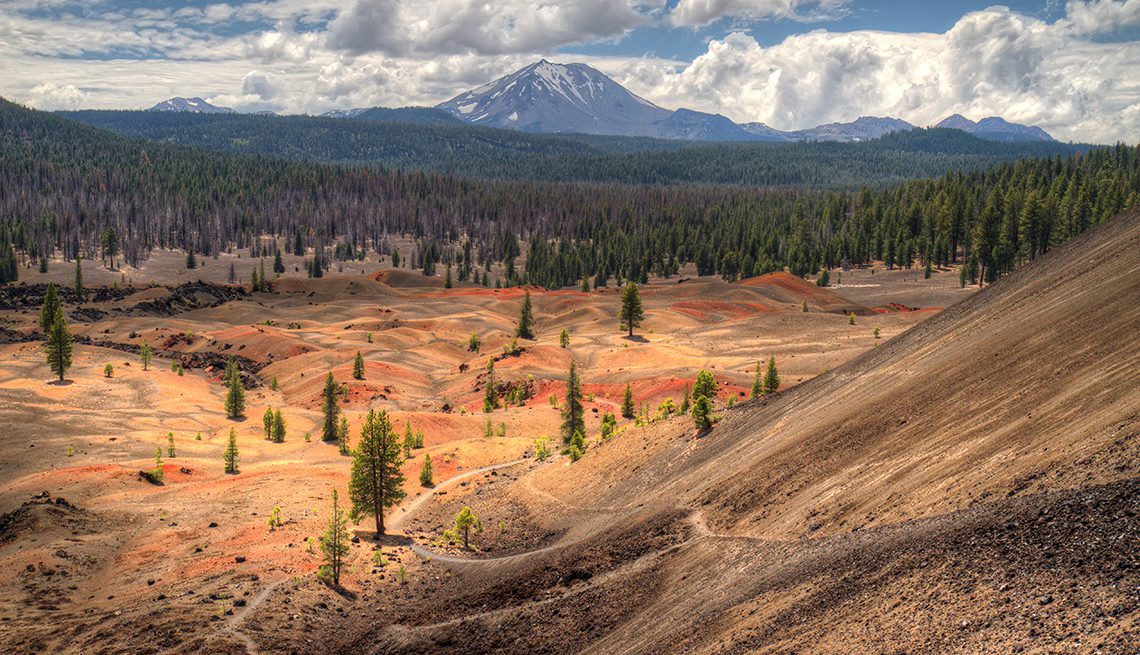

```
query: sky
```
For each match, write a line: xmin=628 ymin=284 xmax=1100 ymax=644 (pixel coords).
xmin=1 ymin=0 xmax=1138 ymax=143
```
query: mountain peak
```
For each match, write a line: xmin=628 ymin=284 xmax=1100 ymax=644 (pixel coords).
xmin=934 ymin=114 xmax=1053 ymax=142
xmin=437 ymin=60 xmax=668 ymax=136
xmin=148 ymin=97 xmax=235 ymax=114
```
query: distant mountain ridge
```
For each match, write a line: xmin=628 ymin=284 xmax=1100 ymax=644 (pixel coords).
xmin=147 ymin=64 xmax=1057 ymax=144
xmin=934 ymin=114 xmax=1054 ymax=142
xmin=431 ymin=60 xmax=1055 ymax=143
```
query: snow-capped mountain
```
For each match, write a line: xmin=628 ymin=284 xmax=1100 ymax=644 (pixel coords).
xmin=437 ymin=60 xmax=670 ymax=136
xmin=148 ymin=97 xmax=234 ymax=114
xmin=934 ymin=114 xmax=1054 ymax=142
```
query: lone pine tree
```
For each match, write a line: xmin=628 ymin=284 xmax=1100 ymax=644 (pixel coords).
xmin=272 ymin=409 xmax=286 ymax=443
xmin=321 ymin=372 xmax=339 ymax=441
xmin=263 ymin=407 xmax=275 ymax=440
xmin=319 ymin=489 xmax=350 ymax=587
xmin=763 ymin=356 xmax=780 ymax=394
xmin=453 ymin=506 xmax=481 ymax=549
xmin=419 ymin=453 xmax=433 ymax=486
xmin=561 ymin=360 xmax=585 ymax=444
xmin=353 ymin=351 xmax=365 ymax=380
xmin=44 ymin=308 xmax=72 ymax=382
xmin=223 ymin=428 xmax=239 ymax=473
xmin=349 ymin=409 xmax=405 ymax=536
xmin=618 ymin=282 xmax=644 ymax=337
xmin=621 ymin=382 xmax=635 ymax=419
xmin=225 ymin=372 xmax=246 ymax=419
xmin=751 ymin=361 xmax=763 ymax=399
xmin=515 ymin=290 xmax=535 ymax=339
xmin=139 ymin=340 xmax=152 ymax=371
xmin=482 ymin=357 xmax=499 ymax=412
xmin=693 ymin=369 xmax=716 ymax=403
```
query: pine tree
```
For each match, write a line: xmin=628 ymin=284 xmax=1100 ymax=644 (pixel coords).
xmin=153 ymin=445 xmax=165 ymax=482
xmin=353 ymin=351 xmax=365 ymax=380
xmin=482 ymin=357 xmax=499 ymax=412
xmin=403 ymin=420 xmax=415 ymax=457
xmin=228 ymin=262 xmax=237 ymax=284
xmin=322 ymin=372 xmax=339 ymax=441
xmin=40 ymin=283 xmax=60 ymax=333
xmin=223 ymin=428 xmax=239 ymax=473
xmin=263 ymin=407 xmax=275 ymax=440
xmin=419 ymin=453 xmax=433 ymax=486
xmin=693 ymin=369 xmax=716 ymax=402
xmin=559 ymin=328 xmax=570 ymax=348
xmin=258 ymin=258 xmax=267 ymax=291
xmin=453 ymin=506 xmax=481 ymax=549
xmin=444 ymin=264 xmax=453 ymax=289
xmin=691 ymin=395 xmax=713 ymax=431
xmin=515 ymin=290 xmax=535 ymax=339
xmin=44 ymin=308 xmax=72 ymax=382
xmin=319 ymin=489 xmax=350 ymax=586
xmin=621 ymin=382 xmax=635 ymax=419
xmin=349 ymin=409 xmax=406 ymax=535
xmin=751 ymin=361 xmax=763 ymax=399
xmin=186 ymin=248 xmax=197 ymax=269
xmin=167 ymin=432 xmax=176 ymax=457
xmin=225 ymin=371 xmax=246 ymax=419
xmin=140 ymin=340 xmax=152 ymax=371
xmin=484 ymin=417 xmax=494 ymax=439
xmin=763 ymin=356 xmax=780 ymax=394
xmin=618 ymin=282 xmax=644 ymax=337
xmin=337 ymin=416 xmax=350 ymax=455
xmin=679 ymin=383 xmax=690 ymax=414
xmin=561 ymin=360 xmax=584 ymax=444
xmin=272 ymin=409 xmax=286 ymax=443
xmin=273 ymin=249 xmax=285 ymax=274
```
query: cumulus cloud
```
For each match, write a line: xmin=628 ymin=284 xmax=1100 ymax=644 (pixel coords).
xmin=326 ymin=0 xmax=651 ymax=56
xmin=25 ymin=82 xmax=88 ymax=110
xmin=669 ymin=0 xmax=850 ymax=27
xmin=1060 ymin=0 xmax=1140 ymax=34
xmin=618 ymin=5 xmax=1140 ymax=143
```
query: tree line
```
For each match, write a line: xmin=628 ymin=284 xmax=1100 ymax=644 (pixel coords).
xmin=2 ymin=99 xmax=1137 ymax=291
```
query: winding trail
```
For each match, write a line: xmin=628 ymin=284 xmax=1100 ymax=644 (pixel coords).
xmin=387 ymin=456 xmax=531 ymax=532
xmin=224 ymin=579 xmax=285 ymax=655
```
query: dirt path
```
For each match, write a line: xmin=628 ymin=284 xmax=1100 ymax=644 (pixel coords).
xmin=387 ymin=456 xmax=532 ymax=533
xmin=224 ymin=579 xmax=285 ymax=655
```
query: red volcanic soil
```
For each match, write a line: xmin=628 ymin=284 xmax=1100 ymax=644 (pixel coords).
xmin=742 ymin=271 xmax=867 ymax=311
xmin=670 ymin=300 xmax=773 ymax=321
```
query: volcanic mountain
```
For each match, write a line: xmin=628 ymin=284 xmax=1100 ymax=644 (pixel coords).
xmin=437 ymin=59 xmax=670 ymax=137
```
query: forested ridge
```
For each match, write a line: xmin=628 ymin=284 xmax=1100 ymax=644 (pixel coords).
xmin=2 ymin=99 xmax=1137 ymax=289
xmin=60 ymin=108 xmax=1092 ymax=188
